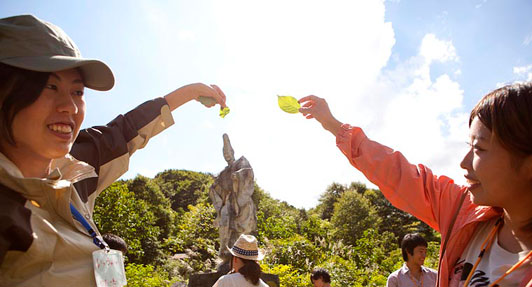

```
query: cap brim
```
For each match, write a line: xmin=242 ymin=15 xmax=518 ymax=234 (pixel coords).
xmin=227 ymin=245 xmax=265 ymax=261
xmin=2 ymin=55 xmax=114 ymax=91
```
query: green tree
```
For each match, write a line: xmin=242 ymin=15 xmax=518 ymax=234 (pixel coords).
xmin=299 ymin=213 xmax=331 ymax=242
xmin=154 ymin=169 xmax=213 ymax=213
xmin=330 ymin=190 xmax=381 ymax=246
xmin=126 ymin=175 xmax=176 ymax=240
xmin=363 ymin=189 xmax=439 ymax=243
xmin=315 ymin=183 xmax=346 ymax=220
xmin=94 ymin=182 xmax=161 ymax=265
xmin=167 ymin=202 xmax=218 ymax=276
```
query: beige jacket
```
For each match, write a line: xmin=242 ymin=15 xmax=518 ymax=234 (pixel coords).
xmin=0 ymin=98 xmax=174 ymax=287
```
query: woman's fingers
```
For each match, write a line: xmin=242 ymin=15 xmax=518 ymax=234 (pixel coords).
xmin=210 ymin=84 xmax=227 ymax=108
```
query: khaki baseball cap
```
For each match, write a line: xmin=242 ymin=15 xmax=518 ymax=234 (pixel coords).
xmin=0 ymin=14 xmax=114 ymax=91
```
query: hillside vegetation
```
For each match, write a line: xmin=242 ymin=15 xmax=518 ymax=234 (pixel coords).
xmin=94 ymin=169 xmax=440 ymax=287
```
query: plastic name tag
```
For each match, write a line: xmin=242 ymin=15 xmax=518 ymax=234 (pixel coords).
xmin=92 ymin=249 xmax=127 ymax=287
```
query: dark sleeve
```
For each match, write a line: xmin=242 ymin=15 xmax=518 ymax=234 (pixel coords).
xmin=0 ymin=185 xmax=33 ymax=263
xmin=70 ymin=97 xmax=174 ymax=202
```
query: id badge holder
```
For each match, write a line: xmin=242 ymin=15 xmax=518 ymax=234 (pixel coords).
xmin=92 ymin=249 xmax=127 ymax=287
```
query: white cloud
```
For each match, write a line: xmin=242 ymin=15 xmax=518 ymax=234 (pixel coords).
xmin=420 ymin=34 xmax=458 ymax=63
xmin=513 ymin=65 xmax=532 ymax=81
xmin=208 ymin=1 xmax=468 ymax=208
xmin=211 ymin=0 xmax=396 ymax=208
xmin=362 ymin=34 xmax=467 ymax=185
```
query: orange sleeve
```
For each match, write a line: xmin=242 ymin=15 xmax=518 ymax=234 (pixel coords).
xmin=336 ymin=124 xmax=467 ymax=233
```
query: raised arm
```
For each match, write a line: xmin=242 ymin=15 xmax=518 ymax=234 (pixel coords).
xmin=297 ymin=95 xmax=467 ymax=234
xmin=164 ymin=83 xmax=226 ymax=111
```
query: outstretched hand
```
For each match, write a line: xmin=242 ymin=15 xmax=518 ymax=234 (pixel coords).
xmin=299 ymin=95 xmax=343 ymax=137
xmin=165 ymin=83 xmax=227 ymax=111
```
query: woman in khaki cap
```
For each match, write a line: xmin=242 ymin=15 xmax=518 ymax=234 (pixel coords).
xmin=212 ymin=234 xmax=269 ymax=287
xmin=0 ymin=14 xmax=227 ymax=286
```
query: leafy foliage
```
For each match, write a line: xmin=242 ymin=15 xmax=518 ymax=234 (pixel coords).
xmin=153 ymin=169 xmax=213 ymax=214
xmin=125 ymin=263 xmax=176 ymax=287
xmin=94 ymin=182 xmax=161 ymax=264
xmin=331 ymin=190 xmax=381 ymax=245
xmin=94 ymin=171 xmax=441 ymax=287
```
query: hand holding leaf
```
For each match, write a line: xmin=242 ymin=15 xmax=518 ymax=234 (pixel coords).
xmin=198 ymin=96 xmax=230 ymax=118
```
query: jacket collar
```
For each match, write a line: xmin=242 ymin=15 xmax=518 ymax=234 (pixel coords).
xmin=0 ymin=152 xmax=96 ymax=223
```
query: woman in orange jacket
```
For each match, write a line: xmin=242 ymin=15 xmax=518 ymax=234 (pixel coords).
xmin=298 ymin=83 xmax=532 ymax=287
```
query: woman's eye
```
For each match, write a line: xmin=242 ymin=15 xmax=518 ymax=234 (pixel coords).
xmin=74 ymin=90 xmax=84 ymax=96
xmin=45 ymin=84 xmax=58 ymax=90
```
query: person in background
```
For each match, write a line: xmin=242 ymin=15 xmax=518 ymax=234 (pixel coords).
xmin=297 ymin=82 xmax=532 ymax=286
xmin=0 ymin=14 xmax=226 ymax=286
xmin=310 ymin=268 xmax=331 ymax=287
xmin=387 ymin=233 xmax=437 ymax=287
xmin=212 ymin=234 xmax=269 ymax=287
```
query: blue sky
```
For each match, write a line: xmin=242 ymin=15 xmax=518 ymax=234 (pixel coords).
xmin=2 ymin=0 xmax=531 ymax=208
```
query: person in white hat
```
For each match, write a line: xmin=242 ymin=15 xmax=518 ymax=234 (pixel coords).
xmin=0 ymin=14 xmax=226 ymax=286
xmin=212 ymin=234 xmax=269 ymax=287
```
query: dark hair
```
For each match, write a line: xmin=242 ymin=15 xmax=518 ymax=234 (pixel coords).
xmin=310 ymin=267 xmax=331 ymax=283
xmin=102 ymin=233 xmax=128 ymax=254
xmin=401 ymin=233 xmax=427 ymax=261
xmin=470 ymin=82 xmax=532 ymax=159
xmin=236 ymin=256 xmax=262 ymax=285
xmin=0 ymin=63 xmax=49 ymax=145
xmin=470 ymin=82 xmax=532 ymax=232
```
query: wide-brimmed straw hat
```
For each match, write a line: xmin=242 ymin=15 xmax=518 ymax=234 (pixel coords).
xmin=228 ymin=234 xmax=265 ymax=261
xmin=0 ymin=14 xmax=114 ymax=91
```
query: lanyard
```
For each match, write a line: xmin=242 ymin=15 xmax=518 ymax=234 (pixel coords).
xmin=463 ymin=217 xmax=532 ymax=287
xmin=70 ymin=203 xmax=109 ymax=251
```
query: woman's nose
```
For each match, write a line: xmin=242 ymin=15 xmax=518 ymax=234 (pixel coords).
xmin=460 ymin=148 xmax=473 ymax=170
xmin=56 ymin=91 xmax=78 ymax=114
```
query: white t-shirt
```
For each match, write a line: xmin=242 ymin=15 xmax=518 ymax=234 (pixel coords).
xmin=212 ymin=272 xmax=269 ymax=287
xmin=449 ymin=218 xmax=532 ymax=286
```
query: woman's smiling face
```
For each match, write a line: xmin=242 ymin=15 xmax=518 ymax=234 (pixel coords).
xmin=4 ymin=68 xmax=85 ymax=169
xmin=460 ymin=116 xmax=531 ymax=208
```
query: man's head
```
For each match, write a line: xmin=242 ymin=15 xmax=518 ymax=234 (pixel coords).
xmin=310 ymin=268 xmax=331 ymax=287
xmin=401 ymin=233 xmax=428 ymax=266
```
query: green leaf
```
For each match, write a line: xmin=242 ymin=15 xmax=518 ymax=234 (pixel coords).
xmin=277 ymin=95 xmax=301 ymax=114
xmin=219 ymin=107 xmax=230 ymax=118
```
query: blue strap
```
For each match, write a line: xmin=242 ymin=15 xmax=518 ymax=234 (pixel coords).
xmin=70 ymin=203 xmax=109 ymax=250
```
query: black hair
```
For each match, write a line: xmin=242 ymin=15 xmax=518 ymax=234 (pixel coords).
xmin=0 ymin=63 xmax=49 ymax=145
xmin=401 ymin=233 xmax=427 ymax=261
xmin=310 ymin=267 xmax=331 ymax=283
xmin=102 ymin=233 xmax=128 ymax=254
xmin=235 ymin=256 xmax=262 ymax=285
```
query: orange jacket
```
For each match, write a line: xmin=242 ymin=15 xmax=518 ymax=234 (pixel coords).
xmin=336 ymin=125 xmax=532 ymax=287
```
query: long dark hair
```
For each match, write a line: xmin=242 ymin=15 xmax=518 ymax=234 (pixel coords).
xmin=0 ymin=63 xmax=49 ymax=145
xmin=470 ymin=82 xmax=532 ymax=231
xmin=236 ymin=256 xmax=262 ymax=285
